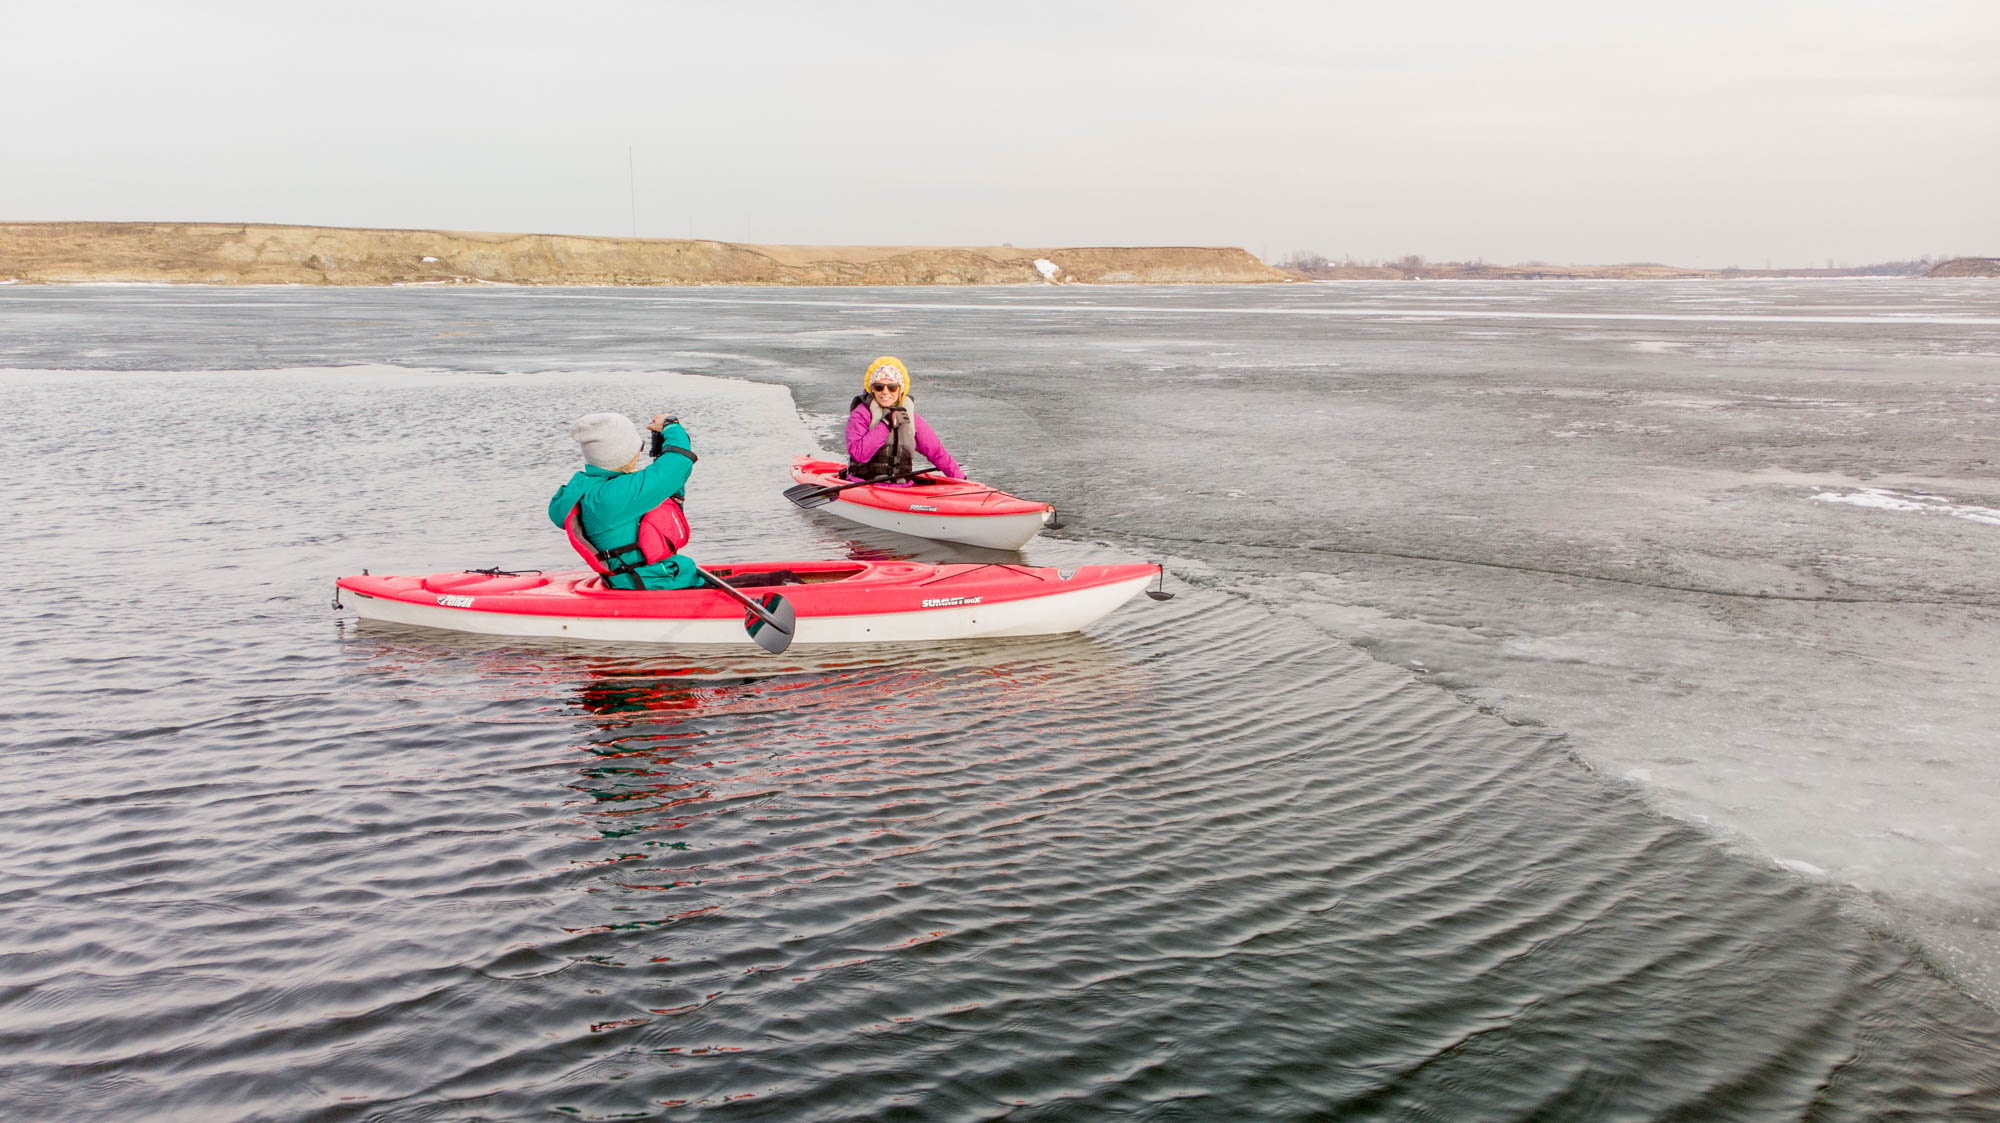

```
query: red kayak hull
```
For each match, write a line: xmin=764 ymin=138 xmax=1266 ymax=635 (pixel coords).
xmin=789 ymin=457 xmax=1053 ymax=549
xmin=336 ymin=559 xmax=1160 ymax=646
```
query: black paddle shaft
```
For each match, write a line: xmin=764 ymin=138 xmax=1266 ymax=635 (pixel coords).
xmin=782 ymin=469 xmax=936 ymax=509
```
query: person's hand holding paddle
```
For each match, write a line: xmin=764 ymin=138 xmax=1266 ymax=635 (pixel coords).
xmin=646 ymin=413 xmax=680 ymax=457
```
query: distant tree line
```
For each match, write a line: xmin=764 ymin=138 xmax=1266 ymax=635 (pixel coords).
xmin=1277 ymin=251 xmax=1964 ymax=279
xmin=1277 ymin=252 xmax=1432 ymax=277
xmin=1278 ymin=251 xmax=1428 ymax=272
xmin=1715 ymin=257 xmax=1943 ymax=277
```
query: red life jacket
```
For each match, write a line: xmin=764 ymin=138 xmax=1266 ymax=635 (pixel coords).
xmin=562 ymin=446 xmax=696 ymax=589
xmin=563 ymin=500 xmax=690 ymax=587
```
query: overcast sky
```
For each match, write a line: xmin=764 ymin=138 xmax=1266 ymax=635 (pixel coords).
xmin=4 ymin=0 xmax=1995 ymax=267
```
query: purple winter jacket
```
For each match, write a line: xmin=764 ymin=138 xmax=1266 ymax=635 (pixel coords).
xmin=844 ymin=400 xmax=963 ymax=484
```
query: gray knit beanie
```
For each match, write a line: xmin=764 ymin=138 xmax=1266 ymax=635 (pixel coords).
xmin=570 ymin=412 xmax=644 ymax=470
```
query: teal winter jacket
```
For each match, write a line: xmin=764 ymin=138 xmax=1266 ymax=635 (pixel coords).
xmin=547 ymin=422 xmax=700 ymax=590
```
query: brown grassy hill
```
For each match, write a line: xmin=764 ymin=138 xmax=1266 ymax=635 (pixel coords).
xmin=0 ymin=222 xmax=1289 ymax=286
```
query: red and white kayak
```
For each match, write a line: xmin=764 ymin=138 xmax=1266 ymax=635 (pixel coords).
xmin=788 ymin=456 xmax=1055 ymax=550
xmin=336 ymin=559 xmax=1162 ymax=645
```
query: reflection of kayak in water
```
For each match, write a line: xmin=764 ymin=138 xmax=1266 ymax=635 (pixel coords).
xmin=335 ymin=559 xmax=1165 ymax=646
xmin=786 ymin=456 xmax=1056 ymax=551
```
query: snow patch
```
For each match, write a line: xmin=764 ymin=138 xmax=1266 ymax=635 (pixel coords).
xmin=1034 ymin=258 xmax=1062 ymax=282
xmin=1812 ymin=487 xmax=2000 ymax=527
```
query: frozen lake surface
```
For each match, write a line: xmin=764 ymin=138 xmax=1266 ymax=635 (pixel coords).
xmin=2 ymin=280 xmax=1997 ymax=1119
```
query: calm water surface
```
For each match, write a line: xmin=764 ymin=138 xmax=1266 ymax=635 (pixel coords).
xmin=3 ymin=283 xmax=1999 ymax=1120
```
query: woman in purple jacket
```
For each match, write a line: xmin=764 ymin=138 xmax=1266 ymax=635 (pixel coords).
xmin=844 ymin=356 xmax=964 ymax=485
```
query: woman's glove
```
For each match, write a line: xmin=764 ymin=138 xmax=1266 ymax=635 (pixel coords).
xmin=647 ymin=414 xmax=679 ymax=457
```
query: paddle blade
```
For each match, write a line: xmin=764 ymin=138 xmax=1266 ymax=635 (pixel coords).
xmin=744 ymin=592 xmax=797 ymax=654
xmin=782 ymin=482 xmax=837 ymax=509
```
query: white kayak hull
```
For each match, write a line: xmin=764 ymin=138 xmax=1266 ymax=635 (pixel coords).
xmin=820 ymin=500 xmax=1051 ymax=551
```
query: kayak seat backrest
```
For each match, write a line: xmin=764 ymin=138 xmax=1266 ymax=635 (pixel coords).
xmin=719 ymin=570 xmax=803 ymax=589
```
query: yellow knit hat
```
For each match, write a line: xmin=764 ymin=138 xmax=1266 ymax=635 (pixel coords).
xmin=863 ymin=356 xmax=910 ymax=404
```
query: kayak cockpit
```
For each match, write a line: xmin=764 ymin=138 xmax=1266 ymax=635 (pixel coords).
xmin=559 ymin=561 xmax=878 ymax=595
xmin=700 ymin=561 xmax=868 ymax=587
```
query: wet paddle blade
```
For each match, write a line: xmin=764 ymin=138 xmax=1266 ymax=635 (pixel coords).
xmin=782 ymin=482 xmax=837 ymax=509
xmin=744 ymin=592 xmax=797 ymax=654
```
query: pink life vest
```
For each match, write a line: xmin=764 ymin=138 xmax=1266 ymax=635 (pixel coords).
xmin=563 ymin=497 xmax=692 ymax=588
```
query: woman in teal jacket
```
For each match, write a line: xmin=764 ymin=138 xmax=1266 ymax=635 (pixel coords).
xmin=548 ymin=412 xmax=701 ymax=590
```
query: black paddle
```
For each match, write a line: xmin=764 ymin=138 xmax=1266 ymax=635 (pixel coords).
xmin=693 ymin=565 xmax=797 ymax=654
xmin=783 ymin=469 xmax=934 ymax=509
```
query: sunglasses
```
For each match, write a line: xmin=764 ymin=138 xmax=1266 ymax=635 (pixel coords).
xmin=870 ymin=381 xmax=902 ymax=391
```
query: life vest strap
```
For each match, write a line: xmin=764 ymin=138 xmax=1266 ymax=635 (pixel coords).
xmin=594 ymin=539 xmax=649 ymax=579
